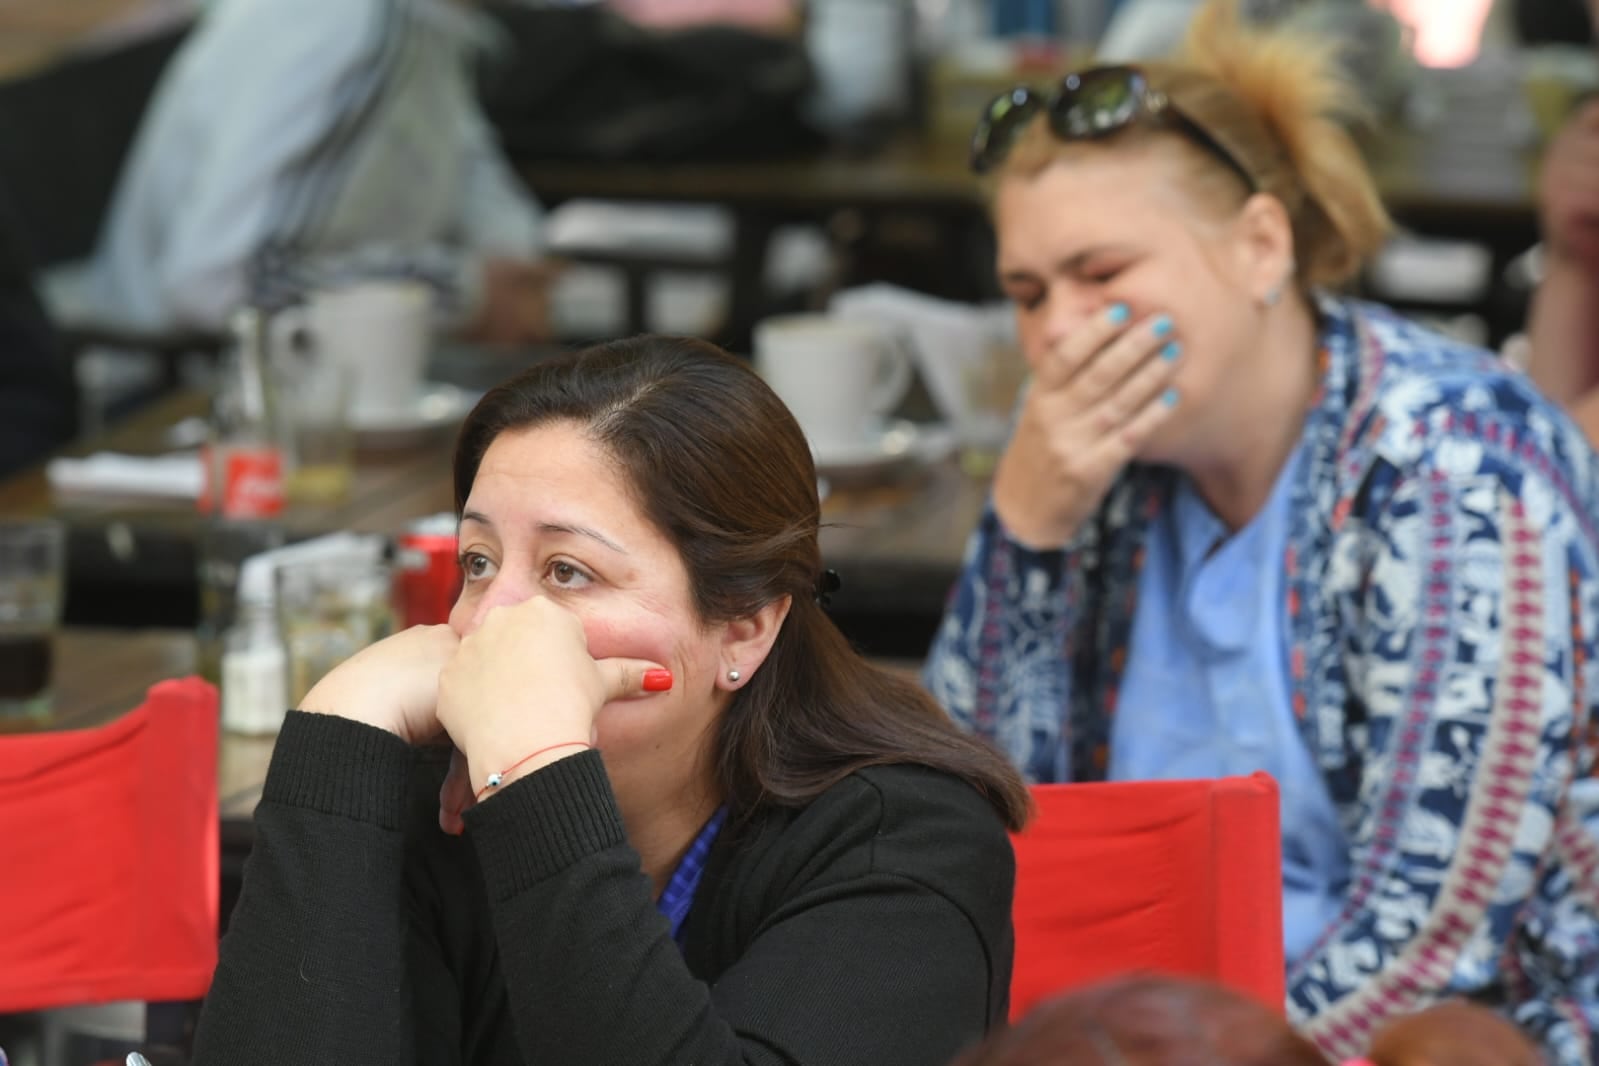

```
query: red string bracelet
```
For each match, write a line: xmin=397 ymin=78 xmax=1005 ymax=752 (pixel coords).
xmin=475 ymin=742 xmax=592 ymax=801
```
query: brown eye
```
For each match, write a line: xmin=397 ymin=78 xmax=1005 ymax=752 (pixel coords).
xmin=545 ymin=559 xmax=593 ymax=590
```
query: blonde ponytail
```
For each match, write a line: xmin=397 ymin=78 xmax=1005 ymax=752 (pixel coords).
xmin=1168 ymin=0 xmax=1391 ymax=285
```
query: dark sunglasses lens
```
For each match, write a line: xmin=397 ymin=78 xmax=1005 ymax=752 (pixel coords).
xmin=971 ymin=90 xmax=1044 ymax=173
xmin=1056 ymin=68 xmax=1145 ymax=138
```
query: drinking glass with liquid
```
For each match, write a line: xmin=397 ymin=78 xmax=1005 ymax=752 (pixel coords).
xmin=0 ymin=519 xmax=65 ymax=720
xmin=275 ymin=328 xmax=355 ymax=506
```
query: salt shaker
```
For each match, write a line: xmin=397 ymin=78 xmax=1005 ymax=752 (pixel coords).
xmin=221 ymin=597 xmax=290 ymax=735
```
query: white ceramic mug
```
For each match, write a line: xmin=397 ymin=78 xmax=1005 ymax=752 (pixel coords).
xmin=753 ymin=313 xmax=914 ymax=450
xmin=297 ymin=280 xmax=434 ymax=421
xmin=828 ymin=285 xmax=1021 ymax=448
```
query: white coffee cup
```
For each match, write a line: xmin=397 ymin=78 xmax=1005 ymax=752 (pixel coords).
xmin=753 ymin=313 xmax=914 ymax=450
xmin=829 ymin=284 xmax=1019 ymax=447
xmin=299 ymin=280 xmax=434 ymax=421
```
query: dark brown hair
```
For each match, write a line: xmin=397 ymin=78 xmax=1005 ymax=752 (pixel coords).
xmin=954 ymin=976 xmax=1329 ymax=1066
xmin=454 ymin=335 xmax=1031 ymax=830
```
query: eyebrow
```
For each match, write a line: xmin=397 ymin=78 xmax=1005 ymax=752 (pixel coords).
xmin=458 ymin=510 xmax=629 ymax=555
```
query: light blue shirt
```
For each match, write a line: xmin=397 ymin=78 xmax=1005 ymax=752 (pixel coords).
xmin=1110 ymin=446 xmax=1350 ymax=964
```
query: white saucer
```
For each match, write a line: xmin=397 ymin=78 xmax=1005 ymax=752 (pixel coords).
xmin=352 ymin=384 xmax=479 ymax=448
xmin=810 ymin=421 xmax=958 ymax=478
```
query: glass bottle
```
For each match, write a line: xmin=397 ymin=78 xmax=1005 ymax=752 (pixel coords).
xmin=197 ymin=308 xmax=287 ymax=682
xmin=221 ymin=597 xmax=289 ymax=736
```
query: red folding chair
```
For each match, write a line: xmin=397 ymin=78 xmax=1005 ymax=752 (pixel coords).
xmin=0 ymin=678 xmax=219 ymax=1060
xmin=1009 ymin=773 xmax=1285 ymax=1021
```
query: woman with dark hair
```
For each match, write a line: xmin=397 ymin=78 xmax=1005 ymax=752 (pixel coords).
xmin=191 ymin=335 xmax=1029 ymax=1066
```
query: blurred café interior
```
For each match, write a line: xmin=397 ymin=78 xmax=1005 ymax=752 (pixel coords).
xmin=0 ymin=0 xmax=1595 ymax=1063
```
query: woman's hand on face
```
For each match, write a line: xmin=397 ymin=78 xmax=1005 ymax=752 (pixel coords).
xmin=1368 ymin=1000 xmax=1541 ymax=1066
xmin=435 ymin=595 xmax=670 ymax=815
xmin=297 ymin=625 xmax=461 ymax=745
xmin=1540 ymin=100 xmax=1599 ymax=274
xmin=993 ymin=304 xmax=1182 ymax=549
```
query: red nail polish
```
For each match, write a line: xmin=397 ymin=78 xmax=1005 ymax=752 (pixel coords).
xmin=643 ymin=668 xmax=673 ymax=692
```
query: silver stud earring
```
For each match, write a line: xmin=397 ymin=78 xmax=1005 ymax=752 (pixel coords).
xmin=727 ymin=669 xmax=741 ymax=683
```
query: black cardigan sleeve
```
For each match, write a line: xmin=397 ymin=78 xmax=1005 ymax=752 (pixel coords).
xmin=195 ymin=712 xmax=1013 ymax=1066
xmin=191 ymin=712 xmax=467 ymax=1066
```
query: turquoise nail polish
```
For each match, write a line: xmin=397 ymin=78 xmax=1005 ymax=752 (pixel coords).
xmin=1152 ymin=315 xmax=1173 ymax=337
xmin=1161 ymin=341 xmax=1181 ymax=361
xmin=1107 ymin=302 xmax=1130 ymax=325
xmin=1162 ymin=388 xmax=1180 ymax=407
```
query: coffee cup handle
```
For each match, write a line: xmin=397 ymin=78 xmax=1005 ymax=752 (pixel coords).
xmin=870 ymin=332 xmax=916 ymax=416
xmin=268 ymin=304 xmax=315 ymax=369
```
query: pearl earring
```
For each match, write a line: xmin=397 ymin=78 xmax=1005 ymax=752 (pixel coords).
xmin=727 ymin=669 xmax=741 ymax=683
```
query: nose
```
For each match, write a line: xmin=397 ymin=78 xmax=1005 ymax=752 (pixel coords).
xmin=452 ymin=570 xmax=536 ymax=637
xmin=1037 ymin=284 xmax=1105 ymax=351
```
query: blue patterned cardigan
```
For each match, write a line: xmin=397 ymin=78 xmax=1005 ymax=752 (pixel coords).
xmin=924 ymin=297 xmax=1599 ymax=1063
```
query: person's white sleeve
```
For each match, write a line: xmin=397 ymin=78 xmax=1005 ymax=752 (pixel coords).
xmin=453 ymin=102 xmax=544 ymax=261
xmin=155 ymin=0 xmax=390 ymax=329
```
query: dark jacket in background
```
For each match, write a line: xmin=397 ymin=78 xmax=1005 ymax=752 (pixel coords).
xmin=0 ymin=193 xmax=76 ymax=478
xmin=479 ymin=4 xmax=822 ymax=164
xmin=1514 ymin=0 xmax=1594 ymax=45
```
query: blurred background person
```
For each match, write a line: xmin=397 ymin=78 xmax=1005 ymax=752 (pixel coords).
xmin=1526 ymin=0 xmax=1599 ymax=440
xmin=0 ymin=190 xmax=77 ymax=478
xmin=44 ymin=0 xmax=553 ymax=349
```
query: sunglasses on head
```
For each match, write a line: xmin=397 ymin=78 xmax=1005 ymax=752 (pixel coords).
xmin=968 ymin=64 xmax=1256 ymax=192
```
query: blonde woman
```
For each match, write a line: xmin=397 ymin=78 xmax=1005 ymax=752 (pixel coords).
xmin=925 ymin=2 xmax=1599 ymax=1061
xmin=1527 ymin=0 xmax=1599 ymax=444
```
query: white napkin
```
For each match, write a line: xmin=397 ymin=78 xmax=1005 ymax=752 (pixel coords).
xmin=46 ymin=451 xmax=205 ymax=500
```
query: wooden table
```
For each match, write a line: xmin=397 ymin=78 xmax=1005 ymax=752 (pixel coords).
xmin=1 ymin=388 xmax=988 ymax=651
xmin=525 ymin=123 xmax=1540 ymax=224
xmin=524 ymin=115 xmax=1544 ymax=347
xmin=0 ymin=391 xmax=459 ymax=536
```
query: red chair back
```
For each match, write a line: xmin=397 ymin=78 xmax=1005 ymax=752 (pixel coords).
xmin=1009 ymin=773 xmax=1284 ymax=1021
xmin=0 ymin=678 xmax=219 ymax=1012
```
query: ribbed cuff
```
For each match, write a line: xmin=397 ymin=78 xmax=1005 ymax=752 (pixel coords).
xmin=261 ymin=711 xmax=414 ymax=831
xmin=464 ymin=749 xmax=627 ymax=902
xmin=991 ymin=511 xmax=1067 ymax=563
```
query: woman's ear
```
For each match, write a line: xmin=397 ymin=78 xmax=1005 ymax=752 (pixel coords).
xmin=717 ymin=595 xmax=792 ymax=690
xmin=1233 ymin=192 xmax=1296 ymax=304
